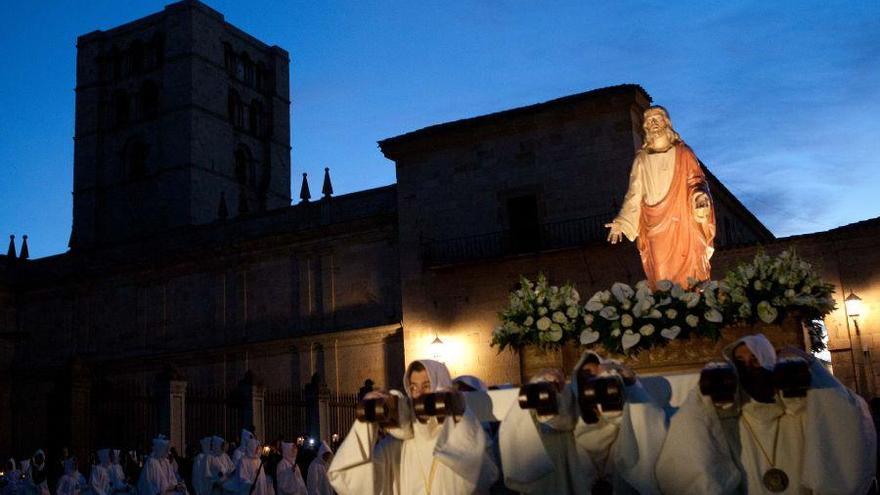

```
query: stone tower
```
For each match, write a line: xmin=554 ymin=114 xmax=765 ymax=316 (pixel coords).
xmin=71 ymin=0 xmax=291 ymax=249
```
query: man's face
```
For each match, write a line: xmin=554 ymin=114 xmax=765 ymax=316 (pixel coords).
xmin=408 ymin=369 xmax=431 ymax=399
xmin=733 ymin=344 xmax=761 ymax=371
xmin=644 ymin=109 xmax=668 ymax=135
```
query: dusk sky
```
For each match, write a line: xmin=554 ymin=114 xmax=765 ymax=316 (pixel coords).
xmin=1 ymin=1 xmax=878 ymax=259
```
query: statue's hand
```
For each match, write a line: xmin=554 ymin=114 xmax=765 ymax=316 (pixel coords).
xmin=693 ymin=193 xmax=711 ymax=223
xmin=605 ymin=222 xmax=623 ymax=244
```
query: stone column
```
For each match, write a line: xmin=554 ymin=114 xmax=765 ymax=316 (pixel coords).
xmin=238 ymin=371 xmax=266 ymax=441
xmin=317 ymin=388 xmax=331 ymax=443
xmin=157 ymin=369 xmax=187 ymax=453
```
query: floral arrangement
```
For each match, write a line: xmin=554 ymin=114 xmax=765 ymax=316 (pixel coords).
xmin=490 ymin=274 xmax=583 ymax=351
xmin=578 ymin=279 xmax=724 ymax=354
xmin=492 ymin=249 xmax=836 ymax=354
xmin=720 ymin=250 xmax=835 ymax=325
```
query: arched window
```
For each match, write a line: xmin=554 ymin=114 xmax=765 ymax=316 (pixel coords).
xmin=236 ymin=56 xmax=245 ymax=80
xmin=149 ymin=33 xmax=164 ymax=69
xmin=130 ymin=40 xmax=144 ymax=74
xmin=256 ymin=62 xmax=265 ymax=91
xmin=114 ymin=90 xmax=130 ymax=127
xmin=241 ymin=53 xmax=254 ymax=85
xmin=125 ymin=139 xmax=148 ymax=179
xmin=140 ymin=80 xmax=160 ymax=119
xmin=234 ymin=145 xmax=252 ymax=186
xmin=249 ymin=99 xmax=262 ymax=135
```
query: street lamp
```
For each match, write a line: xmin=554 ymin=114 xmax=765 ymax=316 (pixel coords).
xmin=430 ymin=333 xmax=445 ymax=362
xmin=846 ymin=292 xmax=863 ymax=320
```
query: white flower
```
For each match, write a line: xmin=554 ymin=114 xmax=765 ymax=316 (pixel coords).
xmin=621 ymin=300 xmax=632 ymax=310
xmin=757 ymin=300 xmax=778 ymax=324
xmin=550 ymin=323 xmax=562 ymax=332
xmin=611 ymin=328 xmax=621 ymax=338
xmin=585 ymin=300 xmax=604 ymax=312
xmin=547 ymin=326 xmax=563 ymax=342
xmin=536 ymin=316 xmax=552 ymax=331
xmin=536 ymin=296 xmax=545 ymax=305
xmin=552 ymin=311 xmax=567 ymax=324
xmin=648 ymin=309 xmax=662 ymax=319
xmin=656 ymin=297 xmax=672 ymax=307
xmin=686 ymin=314 xmax=699 ymax=327
xmin=599 ymin=306 xmax=620 ymax=320
xmin=665 ymin=308 xmax=678 ymax=319
xmin=784 ymin=289 xmax=796 ymax=299
xmin=611 ymin=283 xmax=635 ymax=303
xmin=584 ymin=314 xmax=594 ymax=325
xmin=538 ymin=307 xmax=548 ymax=316
xmin=639 ymin=324 xmax=655 ymax=336
xmin=671 ymin=284 xmax=685 ymax=299
xmin=682 ymin=292 xmax=700 ymax=308
xmin=580 ymin=328 xmax=600 ymax=345
xmin=621 ymin=314 xmax=634 ymax=327
xmin=656 ymin=279 xmax=674 ymax=291
xmin=704 ymin=308 xmax=723 ymax=323
xmin=738 ymin=302 xmax=753 ymax=318
xmin=661 ymin=326 xmax=681 ymax=340
xmin=566 ymin=306 xmax=579 ymax=319
xmin=753 ymin=280 xmax=763 ymax=291
xmin=524 ymin=316 xmax=534 ymax=327
xmin=599 ymin=290 xmax=612 ymax=304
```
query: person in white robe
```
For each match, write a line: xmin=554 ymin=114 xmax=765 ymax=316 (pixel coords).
xmin=191 ymin=438 xmax=212 ymax=495
xmin=499 ymin=351 xmax=667 ymax=494
xmin=56 ymin=459 xmax=82 ymax=495
xmin=306 ymin=442 xmax=332 ymax=495
xmin=2 ymin=459 xmax=22 ymax=495
xmin=224 ymin=438 xmax=273 ymax=495
xmin=108 ymin=450 xmax=129 ymax=493
xmin=232 ymin=431 xmax=255 ymax=466
xmin=275 ymin=442 xmax=306 ymax=495
xmin=328 ymin=359 xmax=499 ymax=495
xmin=138 ymin=436 xmax=187 ymax=495
xmin=208 ymin=437 xmax=234 ymax=495
xmin=29 ymin=451 xmax=50 ymax=495
xmin=89 ymin=450 xmax=112 ymax=495
xmin=656 ymin=333 xmax=877 ymax=494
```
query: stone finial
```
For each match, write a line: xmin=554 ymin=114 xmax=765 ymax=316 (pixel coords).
xmin=6 ymin=235 xmax=15 ymax=259
xmin=299 ymin=172 xmax=311 ymax=203
xmin=218 ymin=192 xmax=229 ymax=220
xmin=19 ymin=235 xmax=29 ymax=260
xmin=322 ymin=167 xmax=334 ymax=198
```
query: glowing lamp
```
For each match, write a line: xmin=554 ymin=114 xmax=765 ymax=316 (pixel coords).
xmin=430 ymin=334 xmax=445 ymax=361
xmin=845 ymin=292 xmax=863 ymax=319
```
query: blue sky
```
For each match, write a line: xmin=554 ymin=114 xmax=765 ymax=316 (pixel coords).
xmin=1 ymin=1 xmax=878 ymax=258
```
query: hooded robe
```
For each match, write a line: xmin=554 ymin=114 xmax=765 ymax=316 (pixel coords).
xmin=108 ymin=450 xmax=128 ymax=493
xmin=306 ymin=442 xmax=333 ymax=495
xmin=275 ymin=443 xmax=306 ymax=495
xmin=224 ymin=439 xmax=273 ymax=495
xmin=137 ymin=437 xmax=186 ymax=495
xmin=56 ymin=460 xmax=81 ymax=495
xmin=89 ymin=450 xmax=111 ymax=495
xmin=498 ymin=351 xmax=667 ymax=494
xmin=232 ymin=432 xmax=255 ymax=467
xmin=656 ymin=333 xmax=877 ymax=494
xmin=208 ymin=437 xmax=234 ymax=495
xmin=328 ymin=359 xmax=499 ymax=495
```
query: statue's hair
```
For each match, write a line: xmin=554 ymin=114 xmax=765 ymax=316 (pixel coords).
xmin=641 ymin=105 xmax=682 ymax=150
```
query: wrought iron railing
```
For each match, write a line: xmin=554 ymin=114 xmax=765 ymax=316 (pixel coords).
xmin=422 ymin=211 xmax=616 ymax=267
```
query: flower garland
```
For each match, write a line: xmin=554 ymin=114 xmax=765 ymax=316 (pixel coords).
xmin=491 ymin=250 xmax=836 ymax=354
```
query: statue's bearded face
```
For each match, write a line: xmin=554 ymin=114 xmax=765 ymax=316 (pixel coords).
xmin=643 ymin=108 xmax=671 ymax=142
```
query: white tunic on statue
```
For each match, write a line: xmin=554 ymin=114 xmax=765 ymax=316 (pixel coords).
xmin=306 ymin=442 xmax=333 ymax=495
xmin=275 ymin=443 xmax=306 ymax=495
xmin=328 ymin=359 xmax=499 ymax=495
xmin=656 ymin=334 xmax=877 ymax=494
xmin=614 ymin=147 xmax=677 ymax=241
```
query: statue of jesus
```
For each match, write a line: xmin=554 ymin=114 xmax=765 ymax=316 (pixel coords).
xmin=605 ymin=106 xmax=716 ymax=288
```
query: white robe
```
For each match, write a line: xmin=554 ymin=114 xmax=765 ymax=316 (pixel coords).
xmin=89 ymin=465 xmax=111 ymax=495
xmin=656 ymin=337 xmax=876 ymax=494
xmin=56 ymin=474 xmax=81 ymax=495
xmin=108 ymin=463 xmax=127 ymax=491
xmin=137 ymin=457 xmax=184 ymax=495
xmin=328 ymin=359 xmax=498 ymax=495
xmin=225 ymin=454 xmax=273 ymax=495
xmin=499 ymin=352 xmax=667 ymax=494
xmin=306 ymin=454 xmax=332 ymax=495
xmin=275 ymin=459 xmax=306 ymax=495
xmin=208 ymin=455 xmax=234 ymax=495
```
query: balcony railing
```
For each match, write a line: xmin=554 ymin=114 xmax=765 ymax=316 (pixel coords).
xmin=422 ymin=211 xmax=616 ymax=268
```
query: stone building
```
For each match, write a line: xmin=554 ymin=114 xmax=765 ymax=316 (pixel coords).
xmin=1 ymin=0 xmax=877 ymax=461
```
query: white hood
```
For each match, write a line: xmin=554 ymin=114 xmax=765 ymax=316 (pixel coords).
xmin=452 ymin=375 xmax=487 ymax=392
xmin=403 ymin=359 xmax=452 ymax=397
xmin=97 ymin=449 xmax=111 ymax=466
xmin=151 ymin=436 xmax=170 ymax=458
xmin=211 ymin=436 xmax=226 ymax=456
xmin=723 ymin=333 xmax=777 ymax=370
xmin=281 ymin=442 xmax=297 ymax=463
xmin=199 ymin=437 xmax=212 ymax=455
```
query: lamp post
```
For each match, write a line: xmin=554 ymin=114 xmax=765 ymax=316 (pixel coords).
xmin=845 ymin=292 xmax=874 ymax=396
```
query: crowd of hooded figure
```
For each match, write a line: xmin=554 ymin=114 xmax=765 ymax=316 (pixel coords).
xmin=1 ymin=433 xmax=335 ymax=495
xmin=327 ymin=333 xmax=878 ymax=494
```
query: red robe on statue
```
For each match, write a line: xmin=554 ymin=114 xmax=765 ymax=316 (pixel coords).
xmin=636 ymin=144 xmax=715 ymax=287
